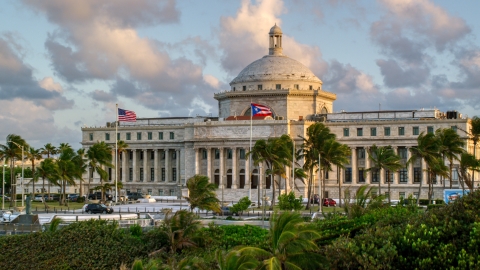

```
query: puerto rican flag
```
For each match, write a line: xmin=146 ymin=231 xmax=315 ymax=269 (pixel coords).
xmin=251 ymin=103 xmax=272 ymax=116
xmin=118 ymin=108 xmax=137 ymax=122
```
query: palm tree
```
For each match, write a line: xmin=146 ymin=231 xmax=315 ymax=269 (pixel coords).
xmin=236 ymin=211 xmax=324 ymax=269
xmin=425 ymin=158 xmax=448 ymax=203
xmin=469 ymin=116 xmax=480 ymax=187
xmin=33 ymin=158 xmax=57 ymax=208
xmin=407 ymin=132 xmax=441 ymax=205
xmin=41 ymin=143 xmax=57 ymax=159
xmin=366 ymin=145 xmax=403 ymax=204
xmin=26 ymin=147 xmax=42 ymax=195
xmin=56 ymin=145 xmax=77 ymax=205
xmin=343 ymin=185 xmax=385 ymax=218
xmin=299 ymin=123 xmax=336 ymax=210
xmin=435 ymin=128 xmax=465 ymax=189
xmin=72 ymin=148 xmax=87 ymax=197
xmin=216 ymin=248 xmax=260 ymax=270
xmin=458 ymin=153 xmax=480 ymax=192
xmin=319 ymin=139 xmax=350 ymax=211
xmin=86 ymin=141 xmax=113 ymax=201
xmin=185 ymin=174 xmax=220 ymax=213
xmin=0 ymin=134 xmax=28 ymax=207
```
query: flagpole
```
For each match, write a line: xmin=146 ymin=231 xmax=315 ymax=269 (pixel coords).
xmin=115 ymin=104 xmax=118 ymax=203
xmin=249 ymin=102 xmax=253 ymax=201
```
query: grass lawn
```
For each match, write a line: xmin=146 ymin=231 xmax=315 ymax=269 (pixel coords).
xmin=248 ymin=204 xmax=345 ymax=214
xmin=29 ymin=201 xmax=86 ymax=211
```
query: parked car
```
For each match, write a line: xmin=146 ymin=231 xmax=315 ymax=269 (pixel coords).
xmin=33 ymin=195 xmax=44 ymax=202
xmin=85 ymin=203 xmax=114 ymax=214
xmin=88 ymin=192 xmax=113 ymax=201
xmin=68 ymin=194 xmax=80 ymax=202
xmin=323 ymin=198 xmax=337 ymax=207
xmin=214 ymin=206 xmax=235 ymax=216
xmin=0 ymin=195 xmax=11 ymax=201
xmin=127 ymin=192 xmax=144 ymax=201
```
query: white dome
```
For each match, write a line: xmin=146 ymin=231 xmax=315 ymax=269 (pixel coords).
xmin=230 ymin=55 xmax=322 ymax=85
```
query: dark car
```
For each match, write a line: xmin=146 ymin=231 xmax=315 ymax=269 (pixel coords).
xmin=88 ymin=192 xmax=113 ymax=201
xmin=310 ymin=194 xmax=320 ymax=204
xmin=68 ymin=194 xmax=80 ymax=202
xmin=127 ymin=192 xmax=144 ymax=201
xmin=323 ymin=198 xmax=336 ymax=207
xmin=85 ymin=203 xmax=114 ymax=214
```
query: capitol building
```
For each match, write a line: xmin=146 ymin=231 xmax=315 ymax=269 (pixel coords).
xmin=81 ymin=25 xmax=473 ymax=202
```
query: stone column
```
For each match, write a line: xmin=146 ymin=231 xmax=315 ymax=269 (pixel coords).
xmin=232 ymin=147 xmax=237 ymax=189
xmin=176 ymin=149 xmax=181 ymax=183
xmin=421 ymin=158 xmax=427 ymax=187
xmin=207 ymin=148 xmax=212 ymax=183
xmin=132 ymin=149 xmax=137 ymax=182
xmin=219 ymin=147 xmax=225 ymax=188
xmin=195 ymin=148 xmax=200 ymax=175
xmin=351 ymin=147 xmax=357 ymax=183
xmin=122 ymin=150 xmax=128 ymax=182
xmin=143 ymin=149 xmax=148 ymax=182
xmin=164 ymin=149 xmax=170 ymax=182
xmin=380 ymin=168 xmax=385 ymax=192
xmin=407 ymin=147 xmax=413 ymax=184
xmin=245 ymin=147 xmax=250 ymax=188
xmin=154 ymin=149 xmax=158 ymax=182
xmin=365 ymin=147 xmax=371 ymax=183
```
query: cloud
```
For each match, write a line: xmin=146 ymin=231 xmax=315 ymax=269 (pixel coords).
xmin=89 ymin=89 xmax=117 ymax=102
xmin=376 ymin=59 xmax=429 ymax=88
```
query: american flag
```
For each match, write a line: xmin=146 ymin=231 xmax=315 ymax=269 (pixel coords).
xmin=251 ymin=103 xmax=272 ymax=116
xmin=118 ymin=108 xmax=136 ymax=122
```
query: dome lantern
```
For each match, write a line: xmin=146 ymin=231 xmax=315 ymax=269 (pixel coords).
xmin=269 ymin=24 xmax=283 ymax=56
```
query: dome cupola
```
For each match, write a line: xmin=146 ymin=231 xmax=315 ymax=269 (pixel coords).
xmin=269 ymin=23 xmax=283 ymax=56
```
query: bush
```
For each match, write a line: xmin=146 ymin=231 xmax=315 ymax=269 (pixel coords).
xmin=76 ymin=196 xmax=85 ymax=203
xmin=426 ymin=204 xmax=445 ymax=210
xmin=230 ymin=196 xmax=251 ymax=216
xmin=278 ymin=191 xmax=303 ymax=211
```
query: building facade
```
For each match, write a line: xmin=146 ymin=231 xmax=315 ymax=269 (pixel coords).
xmin=81 ymin=25 xmax=474 ymax=202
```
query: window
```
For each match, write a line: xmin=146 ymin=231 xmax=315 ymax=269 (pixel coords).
xmin=276 ymin=84 xmax=281 ymax=89
xmin=233 ymin=87 xmax=236 ymax=91
xmin=158 ymin=189 xmax=164 ymax=196
xmin=398 ymin=148 xmax=408 ymax=159
xmin=215 ymin=149 xmax=220 ymax=159
xmin=169 ymin=189 xmax=175 ymax=196
xmin=399 ymin=192 xmax=406 ymax=199
xmin=202 ymin=149 xmax=207 ymax=159
xmin=172 ymin=152 xmax=176 ymax=159
xmin=344 ymin=168 xmax=352 ymax=183
xmin=357 ymin=128 xmax=363 ymax=136
xmin=140 ymin=168 xmax=144 ymax=181
xmin=453 ymin=168 xmax=459 ymax=180
xmin=227 ymin=149 xmax=232 ymax=159
xmin=413 ymin=126 xmax=419 ymax=135
xmin=239 ymin=149 xmax=246 ymax=159
xmin=117 ymin=133 xmax=120 ymax=140
xmin=399 ymin=168 xmax=408 ymax=183
xmin=150 ymin=168 xmax=154 ymax=181
xmin=358 ymin=148 xmax=365 ymax=159
xmin=89 ymin=133 xmax=93 ymax=141
xmin=427 ymin=126 xmax=434 ymax=134
xmin=413 ymin=192 xmax=419 ymax=199
xmin=451 ymin=126 xmax=457 ymax=133
xmin=137 ymin=132 xmax=142 ymax=140
xmin=172 ymin=168 xmax=176 ymax=182
xmin=170 ymin=132 xmax=174 ymax=139
xmin=243 ymin=85 xmax=246 ymax=91
xmin=129 ymin=151 xmax=133 ymax=160
xmin=105 ymin=133 xmax=110 ymax=141
xmin=358 ymin=168 xmax=365 ymax=183
xmin=147 ymin=189 xmax=152 ymax=195
xmin=372 ymin=169 xmax=379 ymax=183
xmin=371 ymin=127 xmax=376 ymax=136
xmin=384 ymin=127 xmax=391 ymax=136
xmin=414 ymin=167 xmax=421 ymax=183
xmin=343 ymin=128 xmax=350 ymax=137
xmin=399 ymin=127 xmax=405 ymax=136
xmin=140 ymin=151 xmax=143 ymax=160
xmin=258 ymin=85 xmax=262 ymax=90
xmin=161 ymin=168 xmax=165 ymax=181
xmin=126 ymin=132 xmax=131 ymax=140
xmin=294 ymin=84 xmax=299 ymax=90
xmin=309 ymin=85 xmax=313 ymax=90
xmin=159 ymin=132 xmax=164 ymax=140
xmin=129 ymin=168 xmax=133 ymax=182
xmin=108 ymin=168 xmax=112 ymax=181
xmin=385 ymin=170 xmax=393 ymax=183
xmin=137 ymin=189 xmax=142 ymax=193
xmin=151 ymin=151 xmax=154 ymax=159
xmin=148 ymin=132 xmax=152 ymax=140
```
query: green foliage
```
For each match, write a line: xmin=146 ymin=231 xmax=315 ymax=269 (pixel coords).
xmin=130 ymin=224 xmax=143 ymax=238
xmin=185 ymin=175 xmax=220 ymax=213
xmin=197 ymin=224 xmax=269 ymax=251
xmin=230 ymin=196 xmax=251 ymax=216
xmin=277 ymin=191 xmax=303 ymax=211
xmin=0 ymin=219 xmax=147 ymax=270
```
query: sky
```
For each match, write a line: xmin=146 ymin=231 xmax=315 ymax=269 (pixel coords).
xmin=1 ymin=0 xmax=480 ymax=149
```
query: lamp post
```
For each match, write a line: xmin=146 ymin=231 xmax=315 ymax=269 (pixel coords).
xmin=9 ymin=141 xmax=24 ymax=207
xmin=2 ymin=160 xmax=5 ymax=210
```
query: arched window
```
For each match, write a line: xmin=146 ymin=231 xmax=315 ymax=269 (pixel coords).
xmin=239 ymin=169 xmax=245 ymax=189
xmin=227 ymin=169 xmax=233 ymax=189
xmin=214 ymin=169 xmax=220 ymax=187
xmin=251 ymin=169 xmax=258 ymax=189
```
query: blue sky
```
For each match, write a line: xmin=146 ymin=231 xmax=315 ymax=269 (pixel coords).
xmin=0 ymin=0 xmax=479 ymax=149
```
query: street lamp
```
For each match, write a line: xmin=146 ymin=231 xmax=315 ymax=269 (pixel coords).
xmin=2 ymin=160 xmax=6 ymax=210
xmin=9 ymin=141 xmax=24 ymax=207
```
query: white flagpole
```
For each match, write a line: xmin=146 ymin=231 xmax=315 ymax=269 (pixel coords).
xmin=249 ymin=102 xmax=253 ymax=200
xmin=115 ymin=104 xmax=118 ymax=203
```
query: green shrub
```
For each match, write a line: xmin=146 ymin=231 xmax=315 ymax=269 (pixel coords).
xmin=278 ymin=191 xmax=303 ymax=211
xmin=76 ymin=196 xmax=85 ymax=203
xmin=426 ymin=204 xmax=445 ymax=210
xmin=230 ymin=196 xmax=251 ymax=216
